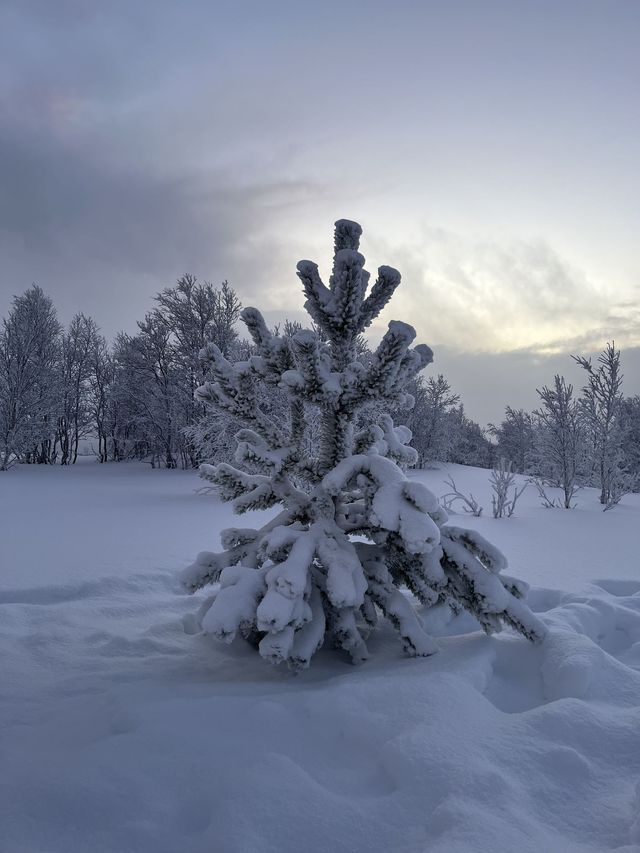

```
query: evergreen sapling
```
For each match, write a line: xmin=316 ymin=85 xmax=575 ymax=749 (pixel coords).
xmin=182 ymin=220 xmax=545 ymax=669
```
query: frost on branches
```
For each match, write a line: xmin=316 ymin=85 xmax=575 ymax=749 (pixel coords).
xmin=182 ymin=220 xmax=545 ymax=669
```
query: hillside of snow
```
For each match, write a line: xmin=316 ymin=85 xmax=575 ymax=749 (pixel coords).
xmin=1 ymin=460 xmax=640 ymax=853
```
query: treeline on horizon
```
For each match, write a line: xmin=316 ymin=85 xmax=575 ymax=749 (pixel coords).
xmin=1 ymin=278 xmax=639 ymax=506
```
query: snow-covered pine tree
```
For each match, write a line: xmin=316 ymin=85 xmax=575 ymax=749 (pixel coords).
xmin=182 ymin=220 xmax=545 ymax=668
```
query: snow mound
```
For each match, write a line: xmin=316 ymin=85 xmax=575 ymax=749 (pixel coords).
xmin=1 ymin=572 xmax=640 ymax=852
xmin=2 ymin=462 xmax=640 ymax=851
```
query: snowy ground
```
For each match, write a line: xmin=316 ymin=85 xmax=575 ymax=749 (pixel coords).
xmin=2 ymin=460 xmax=640 ymax=853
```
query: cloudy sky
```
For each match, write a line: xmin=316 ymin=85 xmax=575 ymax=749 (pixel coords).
xmin=1 ymin=0 xmax=639 ymax=422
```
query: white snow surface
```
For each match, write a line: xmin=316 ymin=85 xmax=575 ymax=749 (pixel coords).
xmin=2 ymin=459 xmax=640 ymax=853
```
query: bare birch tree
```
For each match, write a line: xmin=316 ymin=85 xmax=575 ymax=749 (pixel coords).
xmin=534 ymin=375 xmax=581 ymax=509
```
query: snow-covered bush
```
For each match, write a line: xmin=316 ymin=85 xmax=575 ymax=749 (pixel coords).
xmin=182 ymin=220 xmax=545 ymax=668
xmin=490 ymin=459 xmax=526 ymax=518
xmin=441 ymin=476 xmax=484 ymax=517
xmin=528 ymin=476 xmax=563 ymax=509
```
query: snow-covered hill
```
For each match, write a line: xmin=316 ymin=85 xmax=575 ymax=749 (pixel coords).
xmin=1 ymin=460 xmax=639 ymax=852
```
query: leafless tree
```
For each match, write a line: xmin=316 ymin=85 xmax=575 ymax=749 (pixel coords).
xmin=534 ymin=375 xmax=581 ymax=509
xmin=489 ymin=407 xmax=535 ymax=474
xmin=154 ymin=276 xmax=242 ymax=466
xmin=55 ymin=313 xmax=100 ymax=464
xmin=401 ymin=374 xmax=460 ymax=467
xmin=116 ymin=315 xmax=186 ymax=468
xmin=573 ymin=342 xmax=625 ymax=505
xmin=0 ymin=286 xmax=61 ymax=470
xmin=88 ymin=333 xmax=114 ymax=463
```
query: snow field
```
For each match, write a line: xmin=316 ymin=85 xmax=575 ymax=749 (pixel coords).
xmin=1 ymin=460 xmax=640 ymax=852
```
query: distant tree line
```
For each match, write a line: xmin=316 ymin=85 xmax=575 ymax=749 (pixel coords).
xmin=490 ymin=342 xmax=640 ymax=507
xmin=0 ymin=279 xmax=496 ymax=472
xmin=2 ymin=282 xmax=637 ymax=505
xmin=0 ymin=278 xmax=241 ymax=470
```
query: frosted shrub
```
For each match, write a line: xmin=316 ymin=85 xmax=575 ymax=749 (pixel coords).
xmin=490 ymin=459 xmax=526 ymax=518
xmin=441 ymin=476 xmax=483 ymax=517
xmin=182 ymin=220 xmax=545 ymax=669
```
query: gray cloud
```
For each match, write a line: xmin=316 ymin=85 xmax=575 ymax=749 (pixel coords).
xmin=2 ymin=0 xmax=639 ymax=425
xmin=0 ymin=114 xmax=329 ymax=337
xmin=0 ymin=0 xmax=340 ymax=335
